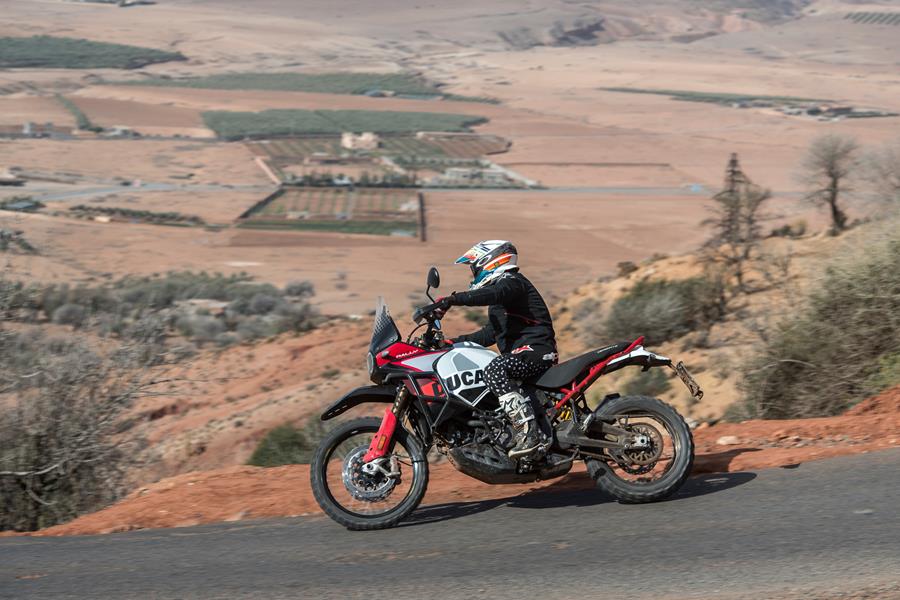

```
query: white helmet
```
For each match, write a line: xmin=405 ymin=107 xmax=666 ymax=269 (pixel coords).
xmin=455 ymin=240 xmax=519 ymax=290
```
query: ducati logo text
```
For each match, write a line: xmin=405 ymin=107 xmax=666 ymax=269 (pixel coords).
xmin=446 ymin=369 xmax=485 ymax=391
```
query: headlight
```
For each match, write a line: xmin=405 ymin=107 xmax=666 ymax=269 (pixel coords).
xmin=366 ymin=352 xmax=375 ymax=377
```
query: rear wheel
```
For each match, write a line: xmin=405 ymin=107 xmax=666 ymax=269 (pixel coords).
xmin=585 ymin=395 xmax=693 ymax=503
xmin=310 ymin=417 xmax=428 ymax=530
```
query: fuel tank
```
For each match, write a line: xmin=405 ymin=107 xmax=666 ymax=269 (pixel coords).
xmin=433 ymin=343 xmax=499 ymax=407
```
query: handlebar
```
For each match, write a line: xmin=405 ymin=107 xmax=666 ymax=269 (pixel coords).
xmin=412 ymin=301 xmax=443 ymax=324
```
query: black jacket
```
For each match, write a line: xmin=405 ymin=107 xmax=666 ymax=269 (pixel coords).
xmin=451 ymin=271 xmax=556 ymax=357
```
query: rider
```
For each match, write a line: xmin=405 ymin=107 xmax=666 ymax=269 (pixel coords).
xmin=435 ymin=240 xmax=557 ymax=459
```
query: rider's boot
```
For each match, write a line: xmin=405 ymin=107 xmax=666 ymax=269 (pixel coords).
xmin=498 ymin=391 xmax=542 ymax=459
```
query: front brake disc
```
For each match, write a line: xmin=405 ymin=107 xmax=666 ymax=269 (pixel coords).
xmin=341 ymin=446 xmax=398 ymax=502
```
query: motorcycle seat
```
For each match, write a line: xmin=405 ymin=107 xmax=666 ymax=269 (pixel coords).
xmin=532 ymin=342 xmax=631 ymax=389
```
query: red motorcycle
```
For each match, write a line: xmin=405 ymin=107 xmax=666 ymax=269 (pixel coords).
xmin=311 ymin=268 xmax=703 ymax=530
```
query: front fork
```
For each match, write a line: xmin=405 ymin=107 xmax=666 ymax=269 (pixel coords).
xmin=362 ymin=386 xmax=409 ymax=463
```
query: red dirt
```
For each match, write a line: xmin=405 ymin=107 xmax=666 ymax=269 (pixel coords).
xmin=19 ymin=385 xmax=899 ymax=538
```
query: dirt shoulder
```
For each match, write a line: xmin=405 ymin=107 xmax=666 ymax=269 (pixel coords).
xmin=11 ymin=385 xmax=896 ymax=538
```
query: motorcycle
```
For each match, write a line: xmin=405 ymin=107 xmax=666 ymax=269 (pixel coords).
xmin=310 ymin=267 xmax=703 ymax=530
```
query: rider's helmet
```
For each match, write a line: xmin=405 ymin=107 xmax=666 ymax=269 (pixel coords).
xmin=455 ymin=240 xmax=518 ymax=290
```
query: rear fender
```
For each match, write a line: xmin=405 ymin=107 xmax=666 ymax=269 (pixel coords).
xmin=320 ymin=385 xmax=397 ymax=421
xmin=601 ymin=346 xmax=671 ymax=376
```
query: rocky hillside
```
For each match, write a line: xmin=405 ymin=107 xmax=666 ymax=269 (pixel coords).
xmin=551 ymin=221 xmax=888 ymax=420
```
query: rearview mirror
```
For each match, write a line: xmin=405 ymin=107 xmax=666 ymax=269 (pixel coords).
xmin=427 ymin=267 xmax=440 ymax=290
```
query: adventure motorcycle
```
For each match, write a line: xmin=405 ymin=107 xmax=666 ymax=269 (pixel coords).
xmin=310 ymin=268 xmax=704 ymax=530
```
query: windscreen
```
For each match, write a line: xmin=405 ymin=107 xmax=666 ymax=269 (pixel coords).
xmin=370 ymin=297 xmax=401 ymax=354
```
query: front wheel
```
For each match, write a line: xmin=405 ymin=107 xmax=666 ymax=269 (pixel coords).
xmin=310 ymin=417 xmax=428 ymax=530
xmin=585 ymin=395 xmax=694 ymax=503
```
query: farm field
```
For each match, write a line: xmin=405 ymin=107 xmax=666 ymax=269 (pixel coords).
xmin=241 ymin=187 xmax=419 ymax=236
xmin=244 ymin=133 xmax=509 ymax=162
xmin=66 ymin=96 xmax=210 ymax=137
xmin=202 ymin=109 xmax=487 ymax=140
xmin=0 ymin=97 xmax=76 ymax=128
xmin=0 ymin=36 xmax=184 ymax=69
xmin=111 ymin=72 xmax=457 ymax=97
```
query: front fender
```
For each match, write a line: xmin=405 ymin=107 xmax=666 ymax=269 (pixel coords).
xmin=320 ymin=385 xmax=397 ymax=421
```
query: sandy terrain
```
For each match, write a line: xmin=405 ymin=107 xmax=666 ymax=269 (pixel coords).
xmin=16 ymin=383 xmax=898 ymax=537
xmin=41 ymin=189 xmax=268 ymax=223
xmin=0 ymin=139 xmax=267 ymax=185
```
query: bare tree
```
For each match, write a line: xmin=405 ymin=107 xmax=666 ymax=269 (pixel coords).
xmin=704 ymin=153 xmax=772 ymax=294
xmin=0 ymin=314 xmax=174 ymax=532
xmin=801 ymin=134 xmax=860 ymax=234
xmin=866 ymin=138 xmax=900 ymax=205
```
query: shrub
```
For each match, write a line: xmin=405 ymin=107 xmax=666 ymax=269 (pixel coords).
xmin=248 ymin=293 xmax=279 ymax=315
xmin=866 ymin=352 xmax=900 ymax=392
xmin=247 ymin=421 xmax=326 ymax=467
xmin=602 ymin=277 xmax=725 ymax=346
xmin=176 ymin=315 xmax=225 ymax=344
xmin=735 ymin=234 xmax=900 ymax=419
xmin=616 ymin=261 xmax=639 ymax=277
xmin=236 ymin=317 xmax=274 ymax=341
xmin=52 ymin=303 xmax=88 ymax=328
xmin=0 ymin=321 xmax=167 ymax=531
xmin=5 ymin=272 xmax=318 ymax=349
xmin=284 ymin=281 xmax=314 ymax=297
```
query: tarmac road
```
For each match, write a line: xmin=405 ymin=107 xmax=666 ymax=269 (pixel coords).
xmin=2 ymin=449 xmax=899 ymax=600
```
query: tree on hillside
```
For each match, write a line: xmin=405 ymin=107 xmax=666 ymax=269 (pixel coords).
xmin=801 ymin=134 xmax=860 ymax=235
xmin=704 ymin=153 xmax=772 ymax=294
xmin=866 ymin=138 xmax=900 ymax=205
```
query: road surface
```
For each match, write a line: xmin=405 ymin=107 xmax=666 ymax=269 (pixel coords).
xmin=2 ymin=450 xmax=899 ymax=600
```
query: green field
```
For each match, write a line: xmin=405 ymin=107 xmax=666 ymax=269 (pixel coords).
xmin=0 ymin=36 xmax=185 ymax=69
xmin=117 ymin=72 xmax=439 ymax=94
xmin=242 ymin=187 xmax=418 ymax=236
xmin=846 ymin=12 xmax=900 ymax=25
xmin=112 ymin=72 xmax=499 ymax=102
xmin=600 ymin=87 xmax=827 ymax=105
xmin=204 ymin=109 xmax=487 ymax=140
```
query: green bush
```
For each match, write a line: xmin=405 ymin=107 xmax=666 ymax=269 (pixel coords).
xmin=602 ymin=277 xmax=725 ymax=346
xmin=735 ymin=235 xmax=900 ymax=419
xmin=247 ymin=421 xmax=326 ymax=466
xmin=866 ymin=352 xmax=900 ymax=392
xmin=0 ymin=36 xmax=184 ymax=69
